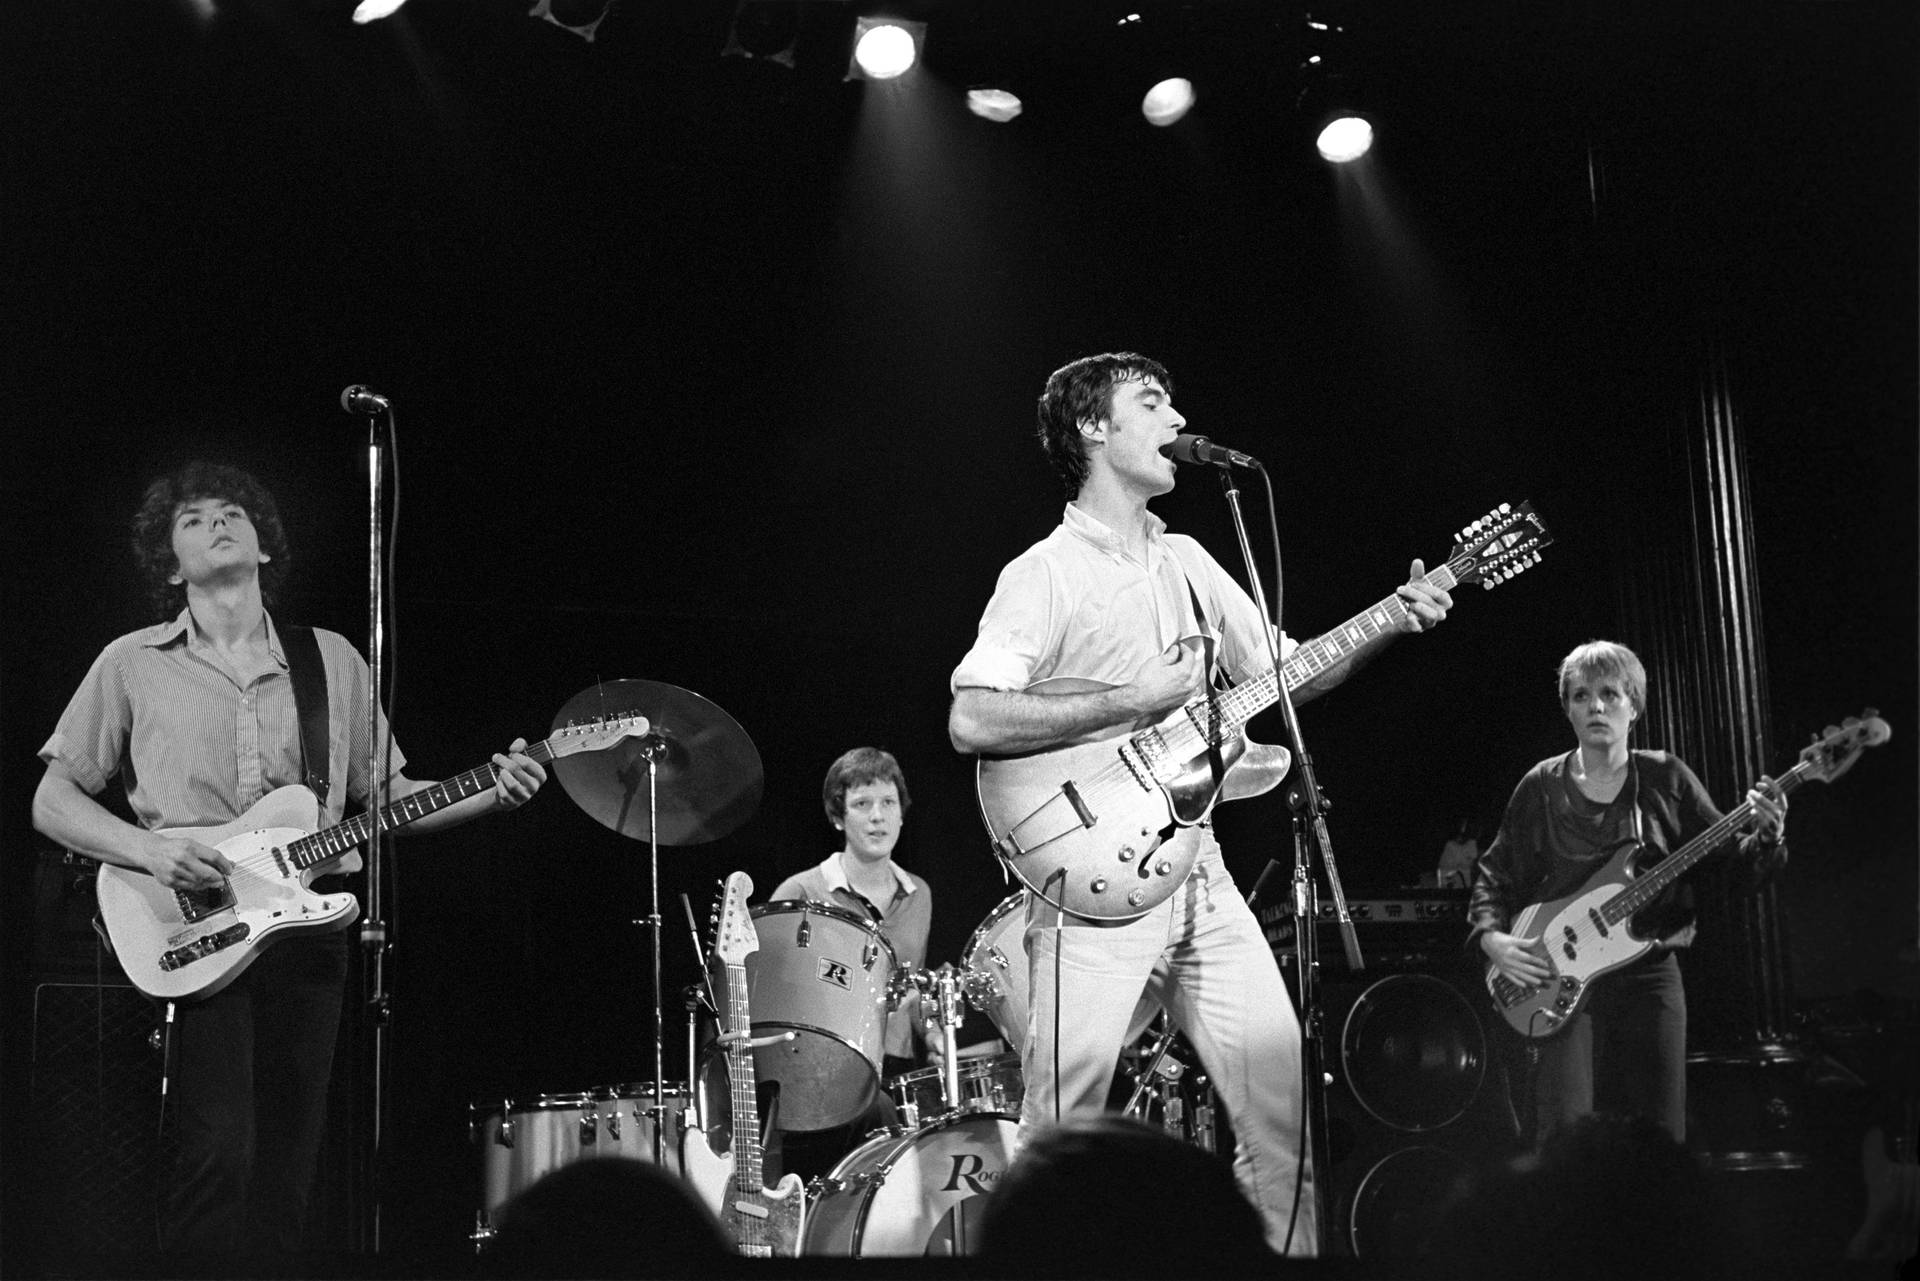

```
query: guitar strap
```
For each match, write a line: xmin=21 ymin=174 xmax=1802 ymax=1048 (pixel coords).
xmin=280 ymin=624 xmax=332 ymax=803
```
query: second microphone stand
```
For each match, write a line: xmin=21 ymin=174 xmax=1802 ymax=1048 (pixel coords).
xmin=1214 ymin=462 xmax=1365 ymax=1255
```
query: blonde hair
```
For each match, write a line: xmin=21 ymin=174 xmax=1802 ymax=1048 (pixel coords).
xmin=1556 ymin=640 xmax=1648 ymax=716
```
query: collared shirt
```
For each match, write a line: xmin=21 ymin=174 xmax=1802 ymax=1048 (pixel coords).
xmin=770 ymin=851 xmax=932 ymax=1058
xmin=951 ymin=502 xmax=1292 ymax=695
xmin=39 ymin=608 xmax=404 ymax=833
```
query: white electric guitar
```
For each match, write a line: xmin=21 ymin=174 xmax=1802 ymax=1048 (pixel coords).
xmin=1487 ymin=710 xmax=1890 ymax=1038
xmin=94 ymin=713 xmax=652 ymax=1001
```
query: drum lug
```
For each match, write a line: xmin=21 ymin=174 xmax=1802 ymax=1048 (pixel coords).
xmin=496 ymin=1111 xmax=515 ymax=1149
xmin=863 ymin=940 xmax=880 ymax=971
xmin=605 ymin=1107 xmax=622 ymax=1141
xmin=470 ymin=1211 xmax=495 ymax=1253
xmin=578 ymin=1110 xmax=598 ymax=1146
xmin=797 ymin=914 xmax=812 ymax=947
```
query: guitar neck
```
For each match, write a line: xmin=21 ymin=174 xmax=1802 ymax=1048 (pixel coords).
xmin=283 ymin=737 xmax=564 ymax=873
xmin=1605 ymin=758 xmax=1812 ymax=922
xmin=1206 ymin=562 xmax=1462 ymax=735
xmin=724 ymin=959 xmax=764 ymax=1188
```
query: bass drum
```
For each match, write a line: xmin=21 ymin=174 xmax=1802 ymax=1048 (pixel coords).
xmin=802 ymin=1112 xmax=1019 ymax=1257
xmin=962 ymin=890 xmax=1158 ymax=1055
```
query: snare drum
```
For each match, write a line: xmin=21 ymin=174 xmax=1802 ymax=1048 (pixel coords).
xmin=802 ymin=1112 xmax=1019 ymax=1257
xmin=746 ymin=900 xmax=899 ymax=1132
xmin=469 ymin=1084 xmax=705 ymax=1216
xmin=886 ymin=1052 xmax=1024 ymax=1125
xmin=962 ymin=890 xmax=1158 ymax=1056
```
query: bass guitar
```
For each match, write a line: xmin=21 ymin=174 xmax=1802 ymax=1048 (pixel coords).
xmin=1486 ymin=710 xmax=1891 ymax=1038
xmin=95 ymin=713 xmax=652 ymax=1001
xmin=710 ymin=871 xmax=806 ymax=1257
xmin=974 ymin=501 xmax=1553 ymax=920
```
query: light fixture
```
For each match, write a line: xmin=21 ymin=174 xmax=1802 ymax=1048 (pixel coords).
xmin=351 ymin=0 xmax=410 ymax=22
xmin=848 ymin=17 xmax=924 ymax=81
xmin=1315 ymin=113 xmax=1373 ymax=163
xmin=966 ymin=87 xmax=1023 ymax=123
xmin=527 ymin=0 xmax=613 ymax=44
xmin=1140 ymin=76 xmax=1195 ymax=127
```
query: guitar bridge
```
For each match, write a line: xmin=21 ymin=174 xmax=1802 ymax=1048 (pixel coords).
xmin=175 ymin=880 xmax=237 ymax=924
xmin=159 ymin=922 xmax=252 ymax=972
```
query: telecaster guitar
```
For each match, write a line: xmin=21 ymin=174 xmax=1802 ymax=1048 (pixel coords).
xmin=975 ymin=501 xmax=1553 ymax=921
xmin=1488 ymin=710 xmax=1890 ymax=1038
xmin=710 ymin=871 xmax=806 ymax=1258
xmin=94 ymin=713 xmax=653 ymax=1001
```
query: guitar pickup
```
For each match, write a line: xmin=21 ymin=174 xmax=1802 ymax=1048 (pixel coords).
xmin=175 ymin=881 xmax=237 ymax=924
xmin=159 ymin=922 xmax=252 ymax=972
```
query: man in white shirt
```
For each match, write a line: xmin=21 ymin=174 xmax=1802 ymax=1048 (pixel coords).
xmin=948 ymin=352 xmax=1453 ymax=1255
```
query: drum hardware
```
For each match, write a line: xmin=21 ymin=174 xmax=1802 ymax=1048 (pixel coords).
xmin=550 ymin=678 xmax=764 ymax=1165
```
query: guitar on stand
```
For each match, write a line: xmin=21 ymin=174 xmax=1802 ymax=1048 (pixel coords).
xmin=711 ymin=871 xmax=806 ymax=1258
xmin=1487 ymin=710 xmax=1891 ymax=1038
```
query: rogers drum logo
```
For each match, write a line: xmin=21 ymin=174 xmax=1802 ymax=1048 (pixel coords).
xmin=941 ymin=1153 xmax=1004 ymax=1194
xmin=816 ymin=958 xmax=853 ymax=989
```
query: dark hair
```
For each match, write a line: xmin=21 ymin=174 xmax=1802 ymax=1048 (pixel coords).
xmin=483 ymin=1156 xmax=735 ymax=1278
xmin=822 ymin=746 xmax=910 ymax=824
xmin=130 ymin=461 xmax=291 ymax=621
xmin=1035 ymin=352 xmax=1173 ymax=499
xmin=977 ymin=1115 xmax=1272 ymax=1275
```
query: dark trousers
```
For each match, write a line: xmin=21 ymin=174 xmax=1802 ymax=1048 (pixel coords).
xmin=161 ymin=932 xmax=348 ymax=1256
xmin=1533 ymin=950 xmax=1687 ymax=1144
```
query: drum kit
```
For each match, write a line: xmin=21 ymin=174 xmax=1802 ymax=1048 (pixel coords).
xmin=466 ymin=678 xmax=1219 ymax=1258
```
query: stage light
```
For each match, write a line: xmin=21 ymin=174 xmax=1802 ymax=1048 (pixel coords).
xmin=966 ymin=88 xmax=1023 ymax=123
xmin=1141 ymin=76 xmax=1195 ymax=127
xmin=850 ymin=19 xmax=923 ymax=81
xmin=527 ymin=0 xmax=613 ymax=43
xmin=351 ymin=0 xmax=409 ymax=22
xmin=1316 ymin=113 xmax=1373 ymax=163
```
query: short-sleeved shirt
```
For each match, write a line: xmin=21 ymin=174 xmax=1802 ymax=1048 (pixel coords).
xmin=770 ymin=851 xmax=931 ymax=1058
xmin=950 ymin=503 xmax=1292 ymax=697
xmin=38 ymin=608 xmax=404 ymax=834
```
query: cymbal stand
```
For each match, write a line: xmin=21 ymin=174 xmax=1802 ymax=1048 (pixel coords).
xmin=1122 ymin=1014 xmax=1179 ymax=1116
xmin=928 ymin=965 xmax=967 ymax=1116
xmin=637 ymin=733 xmax=669 ymax=1165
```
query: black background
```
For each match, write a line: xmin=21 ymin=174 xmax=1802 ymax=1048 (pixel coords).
xmin=3 ymin=0 xmax=1914 ymax=1257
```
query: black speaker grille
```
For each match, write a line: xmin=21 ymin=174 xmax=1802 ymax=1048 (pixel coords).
xmin=27 ymin=982 xmax=170 ymax=1256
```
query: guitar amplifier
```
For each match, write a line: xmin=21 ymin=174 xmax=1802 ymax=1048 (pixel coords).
xmin=1260 ymin=891 xmax=1470 ymax=974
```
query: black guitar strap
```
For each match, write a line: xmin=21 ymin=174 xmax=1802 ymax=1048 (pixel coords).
xmin=280 ymin=624 xmax=332 ymax=803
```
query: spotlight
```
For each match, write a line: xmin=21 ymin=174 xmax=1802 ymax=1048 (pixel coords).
xmin=1315 ymin=113 xmax=1373 ymax=163
xmin=351 ymin=0 xmax=409 ymax=21
xmin=848 ymin=17 xmax=924 ymax=81
xmin=966 ymin=88 xmax=1023 ymax=123
xmin=527 ymin=0 xmax=613 ymax=43
xmin=1140 ymin=76 xmax=1195 ymax=127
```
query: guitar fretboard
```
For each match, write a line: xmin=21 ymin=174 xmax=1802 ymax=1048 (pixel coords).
xmin=1603 ymin=759 xmax=1812 ymax=923
xmin=283 ymin=737 xmax=567 ymax=872
xmin=1196 ymin=560 xmax=1464 ymax=742
xmin=724 ymin=959 xmax=765 ymax=1193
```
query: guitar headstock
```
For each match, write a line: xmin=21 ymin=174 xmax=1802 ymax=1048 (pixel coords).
xmin=1799 ymin=709 xmax=1891 ymax=785
xmin=1449 ymin=501 xmax=1553 ymax=591
xmin=712 ymin=871 xmax=759 ymax=967
xmin=550 ymin=712 xmax=652 ymax=759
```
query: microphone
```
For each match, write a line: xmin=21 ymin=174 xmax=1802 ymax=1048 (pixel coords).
xmin=1164 ymin=433 xmax=1259 ymax=468
xmin=340 ymin=385 xmax=391 ymax=415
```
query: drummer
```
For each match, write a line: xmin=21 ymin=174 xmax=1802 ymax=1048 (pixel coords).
xmin=765 ymin=747 xmax=938 ymax=1177
xmin=769 ymin=746 xmax=937 ymax=1074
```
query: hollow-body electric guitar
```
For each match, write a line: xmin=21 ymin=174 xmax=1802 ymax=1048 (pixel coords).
xmin=1486 ymin=711 xmax=1891 ymax=1038
xmin=711 ymin=871 xmax=806 ymax=1258
xmin=975 ymin=501 xmax=1552 ymax=921
xmin=94 ymin=713 xmax=652 ymax=1001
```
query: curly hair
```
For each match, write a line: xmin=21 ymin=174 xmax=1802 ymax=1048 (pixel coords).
xmin=1034 ymin=352 xmax=1173 ymax=499
xmin=1556 ymin=639 xmax=1648 ymax=717
xmin=821 ymin=746 xmax=911 ymax=825
xmin=131 ymin=461 xmax=292 ymax=621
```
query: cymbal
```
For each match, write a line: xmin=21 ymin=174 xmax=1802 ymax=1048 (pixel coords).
xmin=551 ymin=679 xmax=763 ymax=846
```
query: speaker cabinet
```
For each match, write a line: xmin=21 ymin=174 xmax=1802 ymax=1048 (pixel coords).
xmin=1300 ymin=963 xmax=1522 ymax=1258
xmin=25 ymin=981 xmax=170 ymax=1259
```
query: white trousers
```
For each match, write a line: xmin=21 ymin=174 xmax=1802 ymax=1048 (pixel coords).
xmin=1019 ymin=826 xmax=1319 ymax=1256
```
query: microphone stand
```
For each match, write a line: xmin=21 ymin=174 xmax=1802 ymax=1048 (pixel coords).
xmin=638 ymin=734 xmax=669 ymax=1165
xmin=1215 ymin=463 xmax=1362 ymax=1254
xmin=358 ymin=401 xmax=394 ymax=1255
